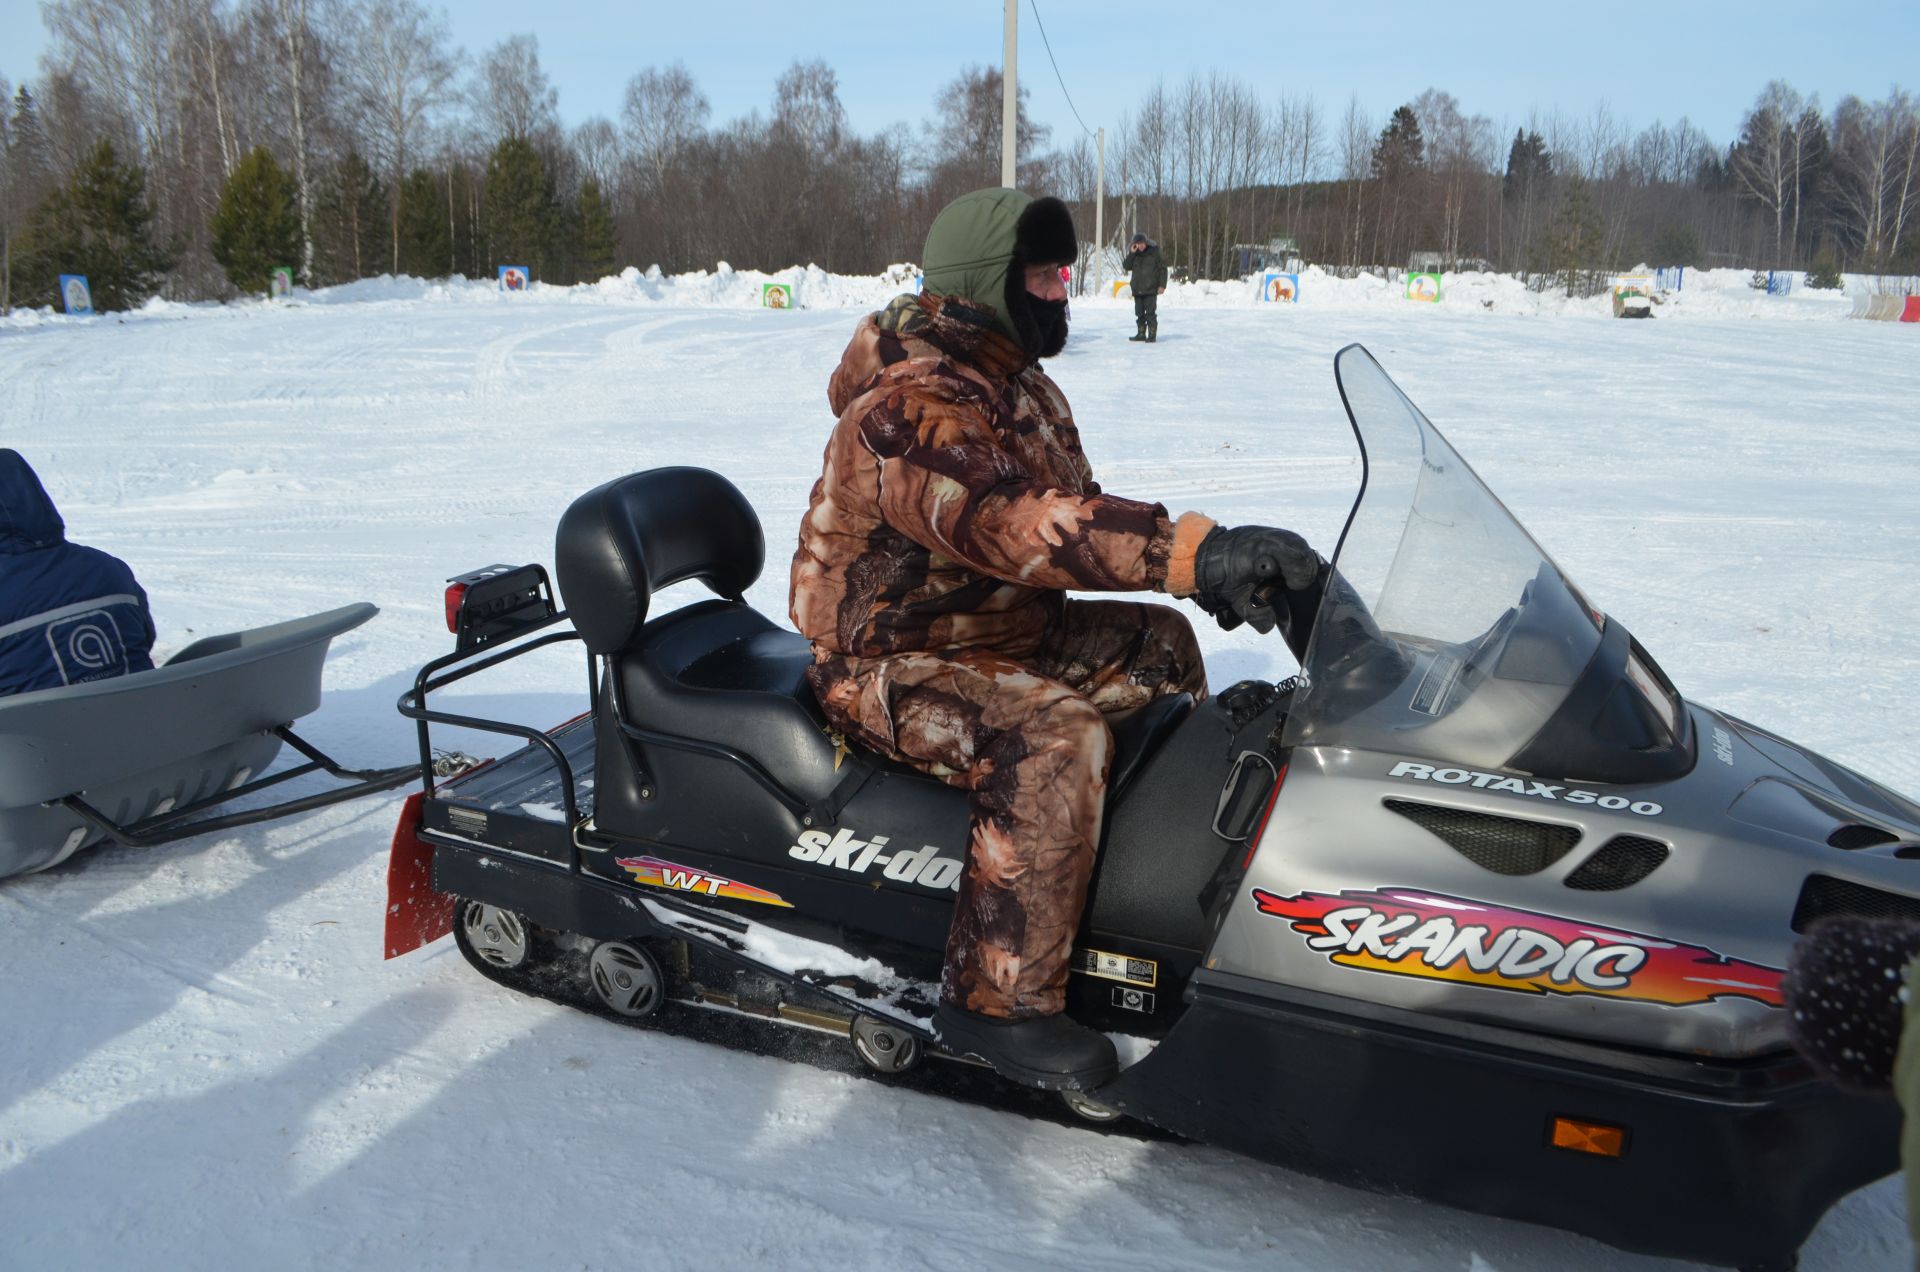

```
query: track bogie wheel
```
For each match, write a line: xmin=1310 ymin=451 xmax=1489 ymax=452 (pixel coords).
xmin=588 ymin=940 xmax=667 ymax=1020
xmin=454 ymin=900 xmax=535 ymax=971
xmin=1060 ymin=1090 xmax=1124 ymax=1123
xmin=850 ymin=1015 xmax=923 ymax=1074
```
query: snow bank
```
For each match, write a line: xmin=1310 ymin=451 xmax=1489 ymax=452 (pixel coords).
xmin=303 ymin=261 xmax=919 ymax=312
xmin=1134 ymin=264 xmax=1858 ymax=321
xmin=0 ymin=260 xmax=1874 ymax=329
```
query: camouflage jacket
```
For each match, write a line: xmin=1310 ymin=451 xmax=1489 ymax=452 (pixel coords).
xmin=791 ymin=291 xmax=1209 ymax=661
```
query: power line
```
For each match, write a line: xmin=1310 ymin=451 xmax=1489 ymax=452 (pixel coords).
xmin=1027 ymin=0 xmax=1097 ymax=140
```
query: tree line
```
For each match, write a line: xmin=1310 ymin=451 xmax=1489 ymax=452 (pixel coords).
xmin=1 ymin=0 xmax=1915 ymax=313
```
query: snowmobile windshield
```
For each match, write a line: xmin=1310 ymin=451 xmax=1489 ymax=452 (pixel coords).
xmin=1282 ymin=345 xmax=1691 ymax=783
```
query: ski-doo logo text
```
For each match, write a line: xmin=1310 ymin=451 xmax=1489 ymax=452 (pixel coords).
xmin=1388 ymin=761 xmax=1662 ymax=816
xmin=789 ymin=828 xmax=962 ymax=892
xmin=1712 ymin=727 xmax=1734 ymax=766
xmin=1251 ymin=887 xmax=1785 ymax=1008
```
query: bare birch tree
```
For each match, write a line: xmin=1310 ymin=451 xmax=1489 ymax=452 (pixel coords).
xmin=1730 ymin=81 xmax=1802 ymax=263
xmin=334 ymin=0 xmax=458 ymax=273
xmin=473 ymin=33 xmax=557 ymax=145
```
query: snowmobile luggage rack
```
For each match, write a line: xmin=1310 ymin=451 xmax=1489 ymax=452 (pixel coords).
xmin=0 ymin=603 xmax=416 ymax=878
xmin=397 ymin=562 xmax=593 ymax=831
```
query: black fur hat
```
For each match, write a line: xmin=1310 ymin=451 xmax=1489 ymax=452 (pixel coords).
xmin=1781 ymin=914 xmax=1920 ymax=1092
xmin=1003 ymin=196 xmax=1076 ymax=359
xmin=1011 ymin=196 xmax=1077 ymax=269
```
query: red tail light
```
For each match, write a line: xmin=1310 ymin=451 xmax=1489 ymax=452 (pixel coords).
xmin=444 ymin=581 xmax=469 ymax=633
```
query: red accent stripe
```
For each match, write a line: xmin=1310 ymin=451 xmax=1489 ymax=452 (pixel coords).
xmin=1241 ymin=763 xmax=1288 ymax=871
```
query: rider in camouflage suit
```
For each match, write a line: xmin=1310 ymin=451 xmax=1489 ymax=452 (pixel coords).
xmin=791 ymin=188 xmax=1318 ymax=1088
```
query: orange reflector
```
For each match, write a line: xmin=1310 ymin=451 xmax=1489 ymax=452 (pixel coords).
xmin=1551 ymin=1116 xmax=1627 ymax=1157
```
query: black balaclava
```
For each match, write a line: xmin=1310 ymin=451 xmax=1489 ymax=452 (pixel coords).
xmin=1002 ymin=196 xmax=1077 ymax=361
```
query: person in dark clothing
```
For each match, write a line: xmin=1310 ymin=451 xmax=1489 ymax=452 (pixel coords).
xmin=1125 ymin=232 xmax=1168 ymax=342
xmin=0 ymin=449 xmax=156 ymax=696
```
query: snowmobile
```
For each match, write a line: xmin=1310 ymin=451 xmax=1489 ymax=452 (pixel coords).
xmin=385 ymin=345 xmax=1915 ymax=1271
xmin=1 ymin=603 xmax=415 ymax=878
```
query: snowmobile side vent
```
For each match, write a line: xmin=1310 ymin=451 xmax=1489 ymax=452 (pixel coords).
xmin=1790 ymin=874 xmax=1920 ymax=933
xmin=1827 ymin=823 xmax=1900 ymax=851
xmin=1214 ymin=751 xmax=1280 ymax=844
xmin=1383 ymin=800 xmax=1580 ymax=876
xmin=1563 ymin=835 xmax=1670 ymax=891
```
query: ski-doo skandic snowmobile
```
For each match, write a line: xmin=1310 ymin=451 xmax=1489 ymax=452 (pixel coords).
xmin=387 ymin=345 xmax=1914 ymax=1271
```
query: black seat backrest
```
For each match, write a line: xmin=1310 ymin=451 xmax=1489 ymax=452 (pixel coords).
xmin=554 ymin=468 xmax=764 ymax=656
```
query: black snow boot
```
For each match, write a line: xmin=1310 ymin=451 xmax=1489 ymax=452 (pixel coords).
xmin=1145 ymin=322 xmax=1157 ymax=343
xmin=934 ymin=1004 xmax=1119 ymax=1091
xmin=1128 ymin=322 xmax=1146 ymax=342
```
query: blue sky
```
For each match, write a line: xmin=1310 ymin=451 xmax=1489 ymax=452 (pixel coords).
xmin=5 ymin=0 xmax=1917 ymax=153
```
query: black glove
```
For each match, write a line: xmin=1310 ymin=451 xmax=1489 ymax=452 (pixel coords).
xmin=1192 ymin=590 xmax=1246 ymax=633
xmin=1192 ymin=525 xmax=1320 ymax=634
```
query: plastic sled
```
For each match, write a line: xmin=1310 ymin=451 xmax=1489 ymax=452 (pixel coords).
xmin=0 ymin=602 xmax=414 ymax=878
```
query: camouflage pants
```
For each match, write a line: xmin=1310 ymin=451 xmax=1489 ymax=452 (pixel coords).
xmin=809 ymin=600 xmax=1207 ymax=1018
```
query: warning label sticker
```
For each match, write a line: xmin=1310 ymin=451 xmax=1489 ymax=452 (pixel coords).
xmin=1072 ymin=947 xmax=1158 ymax=988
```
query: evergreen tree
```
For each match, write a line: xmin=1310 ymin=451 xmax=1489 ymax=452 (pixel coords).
xmin=1371 ymin=105 xmax=1425 ymax=179
xmin=1542 ymin=174 xmax=1605 ymax=297
xmin=16 ymin=139 xmax=173 ymax=311
xmin=1502 ymin=129 xmax=1552 ymax=201
xmin=1892 ymin=232 xmax=1919 ymax=274
xmin=210 ymin=147 xmax=301 ymax=295
xmin=484 ymin=136 xmax=556 ymax=277
xmin=314 ymin=151 xmax=389 ymax=283
xmin=576 ymin=176 xmax=615 ymax=281
xmin=8 ymin=88 xmax=50 ymax=189
xmin=1803 ymin=244 xmax=1843 ymax=290
xmin=1650 ymin=224 xmax=1701 ymax=267
xmin=548 ymin=192 xmax=581 ymax=285
xmin=396 ymin=168 xmax=451 ymax=277
xmin=3 ymin=86 xmax=55 ymax=314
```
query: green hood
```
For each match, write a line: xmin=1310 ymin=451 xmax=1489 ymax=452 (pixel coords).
xmin=921 ymin=187 xmax=1033 ymax=340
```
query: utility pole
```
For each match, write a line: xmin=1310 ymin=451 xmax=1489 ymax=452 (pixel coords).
xmin=1093 ymin=127 xmax=1105 ymax=295
xmin=1000 ymin=0 xmax=1018 ymax=188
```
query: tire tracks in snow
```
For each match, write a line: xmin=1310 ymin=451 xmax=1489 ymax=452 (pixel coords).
xmin=0 ymin=889 xmax=275 ymax=1010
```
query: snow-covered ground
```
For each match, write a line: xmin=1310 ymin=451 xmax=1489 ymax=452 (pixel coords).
xmin=1 ymin=276 xmax=1915 ymax=1271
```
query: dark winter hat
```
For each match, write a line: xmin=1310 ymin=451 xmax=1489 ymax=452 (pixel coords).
xmin=1131 ymin=232 xmax=1147 ymax=245
xmin=1782 ymin=915 xmax=1920 ymax=1093
xmin=1003 ymin=196 xmax=1076 ymax=359
xmin=922 ymin=188 xmax=1075 ymax=347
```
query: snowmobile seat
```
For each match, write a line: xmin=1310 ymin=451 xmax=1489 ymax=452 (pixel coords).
xmin=615 ymin=600 xmax=841 ymax=802
xmin=554 ymin=468 xmax=842 ymax=806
